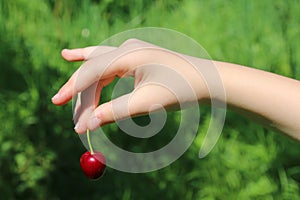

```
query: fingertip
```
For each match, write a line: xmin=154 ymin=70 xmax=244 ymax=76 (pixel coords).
xmin=74 ymin=128 xmax=86 ymax=134
xmin=51 ymin=91 xmax=60 ymax=100
xmin=61 ymin=48 xmax=68 ymax=56
xmin=51 ymin=93 xmax=63 ymax=105
xmin=61 ymin=48 xmax=86 ymax=61
xmin=92 ymin=101 xmax=116 ymax=127
xmin=61 ymin=49 xmax=74 ymax=61
xmin=61 ymin=48 xmax=70 ymax=53
xmin=86 ymin=103 xmax=110 ymax=130
xmin=51 ymin=91 xmax=72 ymax=106
xmin=87 ymin=115 xmax=102 ymax=131
xmin=74 ymin=122 xmax=87 ymax=134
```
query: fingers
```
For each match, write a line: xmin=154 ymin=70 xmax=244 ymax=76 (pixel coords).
xmin=88 ymin=94 xmax=132 ymax=129
xmin=85 ymin=84 xmax=176 ymax=131
xmin=53 ymin=46 xmax=118 ymax=106
xmin=55 ymin=39 xmax=160 ymax=106
xmin=82 ymin=60 xmax=200 ymax=131
xmin=55 ymin=40 xmax=159 ymax=106
xmin=55 ymin=47 xmax=133 ymax=105
xmin=55 ymin=39 xmax=183 ymax=133
xmin=73 ymin=81 xmax=103 ymax=134
xmin=73 ymin=77 xmax=115 ymax=133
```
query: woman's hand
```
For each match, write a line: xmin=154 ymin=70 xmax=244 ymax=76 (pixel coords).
xmin=52 ymin=38 xmax=300 ymax=140
xmin=52 ymin=39 xmax=208 ymax=134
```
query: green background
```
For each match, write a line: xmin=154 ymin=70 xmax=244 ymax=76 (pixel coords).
xmin=1 ymin=0 xmax=300 ymax=199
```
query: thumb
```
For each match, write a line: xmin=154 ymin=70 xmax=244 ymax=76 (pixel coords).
xmin=86 ymin=84 xmax=172 ymax=130
xmin=87 ymin=94 xmax=132 ymax=129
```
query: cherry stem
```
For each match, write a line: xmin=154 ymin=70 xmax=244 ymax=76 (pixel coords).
xmin=87 ymin=129 xmax=94 ymax=155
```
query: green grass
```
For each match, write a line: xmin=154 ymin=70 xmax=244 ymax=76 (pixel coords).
xmin=0 ymin=0 xmax=300 ymax=199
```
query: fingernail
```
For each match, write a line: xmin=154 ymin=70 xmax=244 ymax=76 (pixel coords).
xmin=51 ymin=93 xmax=61 ymax=101
xmin=74 ymin=122 xmax=80 ymax=131
xmin=89 ymin=116 xmax=101 ymax=130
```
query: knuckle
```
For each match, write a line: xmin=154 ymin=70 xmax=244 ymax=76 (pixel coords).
xmin=120 ymin=38 xmax=145 ymax=48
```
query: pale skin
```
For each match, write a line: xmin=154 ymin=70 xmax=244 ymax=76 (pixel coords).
xmin=52 ymin=39 xmax=300 ymax=141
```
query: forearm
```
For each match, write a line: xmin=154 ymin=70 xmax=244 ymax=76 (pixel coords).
xmin=55 ymin=41 xmax=300 ymax=138
xmin=214 ymin=61 xmax=300 ymax=140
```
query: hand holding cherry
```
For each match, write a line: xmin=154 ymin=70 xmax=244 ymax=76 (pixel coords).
xmin=80 ymin=129 xmax=106 ymax=180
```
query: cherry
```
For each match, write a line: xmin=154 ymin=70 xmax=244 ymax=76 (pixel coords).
xmin=80 ymin=129 xmax=106 ymax=180
xmin=80 ymin=151 xmax=106 ymax=179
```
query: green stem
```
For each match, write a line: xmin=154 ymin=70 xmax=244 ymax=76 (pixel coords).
xmin=87 ymin=129 xmax=94 ymax=155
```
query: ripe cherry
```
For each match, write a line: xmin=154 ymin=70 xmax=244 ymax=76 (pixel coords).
xmin=80 ymin=129 xmax=106 ymax=180
xmin=80 ymin=151 xmax=106 ymax=180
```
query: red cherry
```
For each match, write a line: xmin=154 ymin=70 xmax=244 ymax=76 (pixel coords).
xmin=80 ymin=151 xmax=106 ymax=180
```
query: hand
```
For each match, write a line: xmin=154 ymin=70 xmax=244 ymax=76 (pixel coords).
xmin=52 ymin=39 xmax=208 ymax=134
xmin=52 ymin=38 xmax=300 ymax=139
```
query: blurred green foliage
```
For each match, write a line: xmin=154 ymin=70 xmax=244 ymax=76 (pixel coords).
xmin=0 ymin=0 xmax=300 ymax=199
